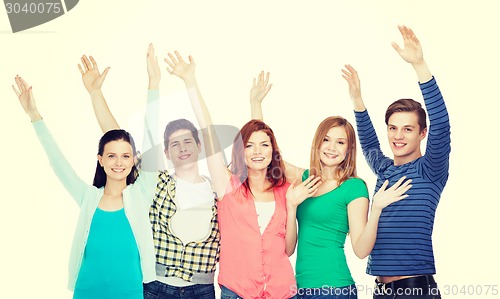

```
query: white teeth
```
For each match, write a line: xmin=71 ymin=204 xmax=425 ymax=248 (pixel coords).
xmin=394 ymin=143 xmax=406 ymax=147
xmin=324 ymin=153 xmax=337 ymax=158
xmin=251 ymin=157 xmax=265 ymax=161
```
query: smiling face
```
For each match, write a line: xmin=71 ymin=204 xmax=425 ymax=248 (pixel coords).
xmin=230 ymin=120 xmax=286 ymax=188
xmin=309 ymin=117 xmax=357 ymax=184
xmin=318 ymin=126 xmax=348 ymax=169
xmin=97 ymin=140 xmax=134 ymax=183
xmin=165 ymin=129 xmax=201 ymax=168
xmin=387 ymin=111 xmax=427 ymax=165
xmin=244 ymin=130 xmax=273 ymax=172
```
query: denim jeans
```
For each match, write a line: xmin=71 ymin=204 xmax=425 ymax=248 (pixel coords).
xmin=373 ymin=275 xmax=441 ymax=299
xmin=220 ymin=285 xmax=298 ymax=299
xmin=143 ymin=281 xmax=215 ymax=299
xmin=373 ymin=283 xmax=441 ymax=299
xmin=220 ymin=286 xmax=242 ymax=299
xmin=298 ymin=284 xmax=357 ymax=299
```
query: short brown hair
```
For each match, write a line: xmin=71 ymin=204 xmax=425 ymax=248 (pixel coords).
xmin=163 ymin=119 xmax=201 ymax=150
xmin=385 ymin=99 xmax=427 ymax=133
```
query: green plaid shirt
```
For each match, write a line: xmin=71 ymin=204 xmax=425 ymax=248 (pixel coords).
xmin=150 ymin=170 xmax=220 ymax=282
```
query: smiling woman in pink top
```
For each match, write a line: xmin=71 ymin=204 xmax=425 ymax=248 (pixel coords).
xmin=217 ymin=119 xmax=318 ymax=299
xmin=161 ymin=52 xmax=321 ymax=299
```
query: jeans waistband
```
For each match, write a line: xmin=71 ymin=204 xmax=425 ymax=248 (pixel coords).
xmin=376 ymin=275 xmax=437 ymax=293
xmin=144 ymin=280 xmax=215 ymax=297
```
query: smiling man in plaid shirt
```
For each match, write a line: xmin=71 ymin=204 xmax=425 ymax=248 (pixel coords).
xmin=79 ymin=45 xmax=220 ymax=299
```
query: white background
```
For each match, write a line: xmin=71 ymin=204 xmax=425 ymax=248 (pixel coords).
xmin=1 ymin=1 xmax=499 ymax=298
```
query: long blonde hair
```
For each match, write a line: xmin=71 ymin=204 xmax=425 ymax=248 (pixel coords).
xmin=309 ymin=116 xmax=357 ymax=186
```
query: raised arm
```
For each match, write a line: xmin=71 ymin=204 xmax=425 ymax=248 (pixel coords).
xmin=393 ymin=25 xmax=450 ymax=182
xmin=248 ymin=72 xmax=305 ymax=183
xmin=78 ymin=47 xmax=162 ymax=171
xmin=140 ymin=44 xmax=163 ymax=171
xmin=13 ymin=76 xmax=88 ymax=206
xmin=342 ymin=65 xmax=366 ymax=112
xmin=147 ymin=43 xmax=161 ymax=91
xmin=348 ymin=177 xmax=412 ymax=258
xmin=164 ymin=51 xmax=231 ymax=197
xmin=12 ymin=76 xmax=41 ymax=122
xmin=78 ymin=55 xmax=119 ymax=132
xmin=391 ymin=25 xmax=432 ymax=83
xmin=250 ymin=71 xmax=272 ymax=120
xmin=343 ymin=65 xmax=392 ymax=174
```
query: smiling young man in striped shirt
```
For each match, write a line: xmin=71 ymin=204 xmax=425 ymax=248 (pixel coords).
xmin=342 ymin=25 xmax=451 ymax=299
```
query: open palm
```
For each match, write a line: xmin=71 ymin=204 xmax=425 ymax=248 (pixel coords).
xmin=164 ymin=51 xmax=195 ymax=81
xmin=78 ymin=55 xmax=109 ymax=93
xmin=250 ymin=71 xmax=272 ymax=104
xmin=392 ymin=25 xmax=424 ymax=64
xmin=286 ymin=176 xmax=322 ymax=208
xmin=372 ymin=177 xmax=412 ymax=211
xmin=12 ymin=75 xmax=39 ymax=118
xmin=341 ymin=64 xmax=361 ymax=102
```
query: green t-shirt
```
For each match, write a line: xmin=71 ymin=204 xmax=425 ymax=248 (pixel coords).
xmin=295 ymin=170 xmax=369 ymax=288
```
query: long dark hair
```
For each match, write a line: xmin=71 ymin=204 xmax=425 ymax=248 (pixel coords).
xmin=230 ymin=119 xmax=286 ymax=193
xmin=93 ymin=129 xmax=139 ymax=188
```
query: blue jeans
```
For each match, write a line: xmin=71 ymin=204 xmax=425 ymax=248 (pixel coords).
xmin=373 ymin=275 xmax=441 ymax=299
xmin=298 ymin=284 xmax=357 ymax=299
xmin=373 ymin=283 xmax=441 ymax=299
xmin=220 ymin=285 xmax=298 ymax=299
xmin=143 ymin=281 xmax=215 ymax=299
xmin=220 ymin=286 xmax=242 ymax=299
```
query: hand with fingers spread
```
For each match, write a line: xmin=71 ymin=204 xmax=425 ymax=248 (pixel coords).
xmin=372 ymin=176 xmax=412 ymax=212
xmin=392 ymin=25 xmax=432 ymax=82
xmin=250 ymin=71 xmax=272 ymax=105
xmin=341 ymin=64 xmax=366 ymax=112
xmin=12 ymin=75 xmax=41 ymax=121
xmin=286 ymin=175 xmax=322 ymax=209
xmin=78 ymin=55 xmax=110 ymax=96
xmin=392 ymin=25 xmax=424 ymax=66
xmin=249 ymin=71 xmax=272 ymax=120
xmin=77 ymin=55 xmax=118 ymax=132
xmin=147 ymin=43 xmax=160 ymax=90
xmin=164 ymin=51 xmax=196 ymax=83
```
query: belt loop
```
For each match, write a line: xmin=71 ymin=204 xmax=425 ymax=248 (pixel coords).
xmin=375 ymin=280 xmax=384 ymax=295
xmin=425 ymin=275 xmax=430 ymax=286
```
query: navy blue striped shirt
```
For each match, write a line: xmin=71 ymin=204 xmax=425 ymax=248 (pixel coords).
xmin=355 ymin=77 xmax=451 ymax=276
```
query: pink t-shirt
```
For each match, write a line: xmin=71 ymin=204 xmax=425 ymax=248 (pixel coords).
xmin=218 ymin=176 xmax=296 ymax=299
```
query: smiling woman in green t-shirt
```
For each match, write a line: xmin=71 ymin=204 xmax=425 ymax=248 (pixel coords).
xmin=296 ymin=170 xmax=368 ymax=289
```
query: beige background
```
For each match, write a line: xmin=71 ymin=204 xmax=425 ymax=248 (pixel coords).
xmin=1 ymin=1 xmax=499 ymax=298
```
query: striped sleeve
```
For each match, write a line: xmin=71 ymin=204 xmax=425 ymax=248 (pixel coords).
xmin=420 ymin=77 xmax=451 ymax=184
xmin=355 ymin=110 xmax=393 ymax=176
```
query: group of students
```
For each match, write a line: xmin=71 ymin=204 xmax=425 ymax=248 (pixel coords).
xmin=13 ymin=25 xmax=450 ymax=299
